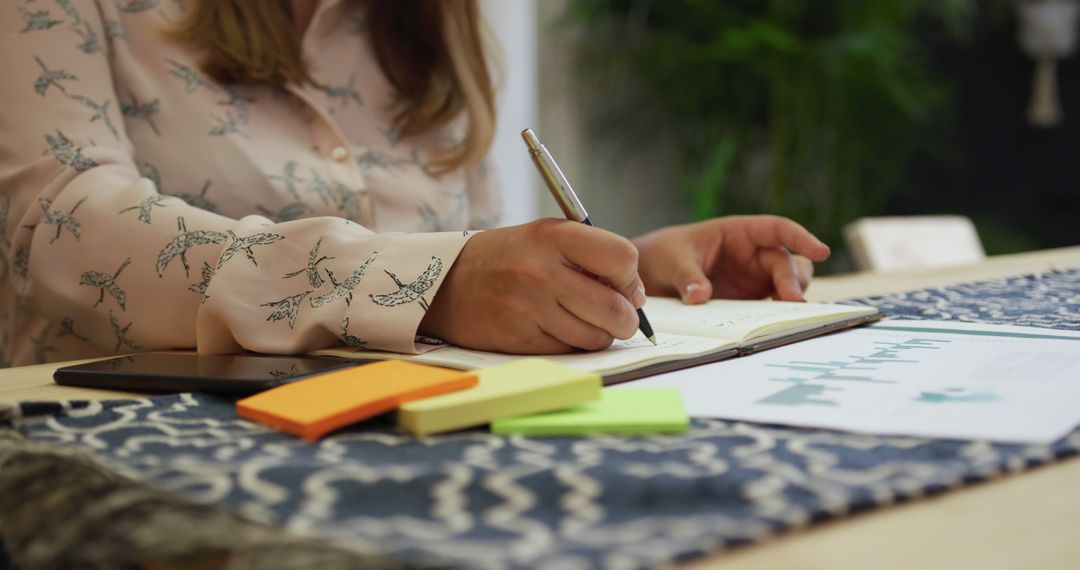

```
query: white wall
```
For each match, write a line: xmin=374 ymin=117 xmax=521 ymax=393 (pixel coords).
xmin=481 ymin=0 xmax=539 ymax=226
xmin=535 ymin=0 xmax=689 ymax=237
xmin=483 ymin=0 xmax=687 ymax=236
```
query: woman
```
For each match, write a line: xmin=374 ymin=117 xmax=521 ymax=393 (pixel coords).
xmin=0 ymin=0 xmax=828 ymax=367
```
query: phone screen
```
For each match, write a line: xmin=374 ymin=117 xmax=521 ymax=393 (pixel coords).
xmin=54 ymin=352 xmax=356 ymax=395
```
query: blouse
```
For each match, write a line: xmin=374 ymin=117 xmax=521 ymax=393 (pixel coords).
xmin=0 ymin=0 xmax=502 ymax=367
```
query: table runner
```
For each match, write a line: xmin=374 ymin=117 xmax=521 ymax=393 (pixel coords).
xmin=5 ymin=269 xmax=1080 ymax=569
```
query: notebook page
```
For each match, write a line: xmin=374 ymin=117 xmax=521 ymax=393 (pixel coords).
xmin=645 ymin=298 xmax=877 ymax=342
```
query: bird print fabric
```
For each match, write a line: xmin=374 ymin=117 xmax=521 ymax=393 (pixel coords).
xmin=0 ymin=0 xmax=502 ymax=366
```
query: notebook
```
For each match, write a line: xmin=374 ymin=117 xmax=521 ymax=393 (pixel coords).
xmin=491 ymin=388 xmax=689 ymax=436
xmin=397 ymin=358 xmax=601 ymax=436
xmin=312 ymin=298 xmax=881 ymax=385
xmin=236 ymin=360 xmax=477 ymax=441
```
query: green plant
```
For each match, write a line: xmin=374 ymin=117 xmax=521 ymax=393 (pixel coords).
xmin=567 ymin=0 xmax=992 ymax=271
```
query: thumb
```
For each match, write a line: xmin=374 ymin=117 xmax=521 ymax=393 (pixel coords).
xmin=672 ymin=259 xmax=712 ymax=304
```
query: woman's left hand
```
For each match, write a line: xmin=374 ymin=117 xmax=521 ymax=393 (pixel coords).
xmin=634 ymin=215 xmax=830 ymax=304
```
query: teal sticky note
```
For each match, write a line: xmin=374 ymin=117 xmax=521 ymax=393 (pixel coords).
xmin=490 ymin=388 xmax=688 ymax=436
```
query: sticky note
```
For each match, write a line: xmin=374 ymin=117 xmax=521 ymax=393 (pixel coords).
xmin=397 ymin=358 xmax=602 ymax=435
xmin=237 ymin=360 xmax=477 ymax=441
xmin=490 ymin=388 xmax=689 ymax=436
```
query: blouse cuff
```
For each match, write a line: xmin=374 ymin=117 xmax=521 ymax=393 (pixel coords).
xmin=341 ymin=230 xmax=475 ymax=354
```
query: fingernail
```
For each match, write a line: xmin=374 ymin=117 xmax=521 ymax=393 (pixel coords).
xmin=633 ymin=284 xmax=647 ymax=308
xmin=682 ymin=283 xmax=700 ymax=303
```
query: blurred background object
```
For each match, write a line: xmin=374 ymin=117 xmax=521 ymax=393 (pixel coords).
xmin=1016 ymin=0 xmax=1080 ymax=128
xmin=480 ymin=0 xmax=540 ymax=226
xmin=558 ymin=0 xmax=987 ymax=273
xmin=844 ymin=215 xmax=986 ymax=272
xmin=493 ymin=1 xmax=1080 ymax=274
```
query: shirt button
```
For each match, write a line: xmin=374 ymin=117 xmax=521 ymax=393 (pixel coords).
xmin=330 ymin=146 xmax=350 ymax=162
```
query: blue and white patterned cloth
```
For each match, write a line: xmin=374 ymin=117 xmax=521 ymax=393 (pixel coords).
xmin=11 ymin=269 xmax=1080 ymax=569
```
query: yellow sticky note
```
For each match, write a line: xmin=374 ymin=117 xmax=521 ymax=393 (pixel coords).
xmin=398 ymin=358 xmax=601 ymax=435
xmin=237 ymin=360 xmax=477 ymax=441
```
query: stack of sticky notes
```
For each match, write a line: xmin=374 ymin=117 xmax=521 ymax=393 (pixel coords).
xmin=236 ymin=357 xmax=689 ymax=441
xmin=398 ymin=358 xmax=602 ymax=435
xmin=491 ymin=388 xmax=689 ymax=436
xmin=236 ymin=360 xmax=477 ymax=441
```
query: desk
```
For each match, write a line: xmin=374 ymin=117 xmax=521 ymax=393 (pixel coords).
xmin=4 ymin=245 xmax=1080 ymax=569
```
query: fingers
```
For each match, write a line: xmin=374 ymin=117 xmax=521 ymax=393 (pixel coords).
xmin=618 ymin=274 xmax=647 ymax=310
xmin=757 ymin=247 xmax=805 ymax=301
xmin=552 ymin=222 xmax=645 ymax=306
xmin=557 ymin=268 xmax=641 ymax=340
xmin=521 ymin=274 xmax=635 ymax=352
xmin=540 ymin=300 xmax=618 ymax=352
xmin=794 ymin=255 xmax=814 ymax=293
xmin=741 ymin=216 xmax=830 ymax=262
xmin=668 ymin=244 xmax=713 ymax=304
xmin=512 ymin=326 xmax=576 ymax=355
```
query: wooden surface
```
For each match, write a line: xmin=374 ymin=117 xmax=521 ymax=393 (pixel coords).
xmin=0 ymin=357 xmax=151 ymax=402
xmin=4 ymin=245 xmax=1080 ymax=568
xmin=805 ymin=244 xmax=1080 ymax=303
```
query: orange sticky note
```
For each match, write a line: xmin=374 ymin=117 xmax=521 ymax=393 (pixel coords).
xmin=236 ymin=360 xmax=477 ymax=441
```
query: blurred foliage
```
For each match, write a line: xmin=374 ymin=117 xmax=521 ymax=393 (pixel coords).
xmin=566 ymin=0 xmax=1006 ymax=271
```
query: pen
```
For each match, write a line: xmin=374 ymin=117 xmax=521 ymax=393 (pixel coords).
xmin=521 ymin=128 xmax=657 ymax=346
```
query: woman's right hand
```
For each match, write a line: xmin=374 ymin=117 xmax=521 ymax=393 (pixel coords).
xmin=419 ymin=219 xmax=647 ymax=354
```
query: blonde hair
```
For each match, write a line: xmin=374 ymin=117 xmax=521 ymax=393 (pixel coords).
xmin=168 ymin=0 xmax=495 ymax=173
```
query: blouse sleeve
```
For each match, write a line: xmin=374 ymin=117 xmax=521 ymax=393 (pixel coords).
xmin=0 ymin=1 xmax=473 ymax=357
xmin=465 ymin=157 xmax=503 ymax=230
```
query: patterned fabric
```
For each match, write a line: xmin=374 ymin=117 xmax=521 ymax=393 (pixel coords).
xmin=6 ymin=269 xmax=1080 ymax=569
xmin=0 ymin=427 xmax=407 ymax=570
xmin=842 ymin=271 xmax=1080 ymax=329
xmin=0 ymin=0 xmax=501 ymax=367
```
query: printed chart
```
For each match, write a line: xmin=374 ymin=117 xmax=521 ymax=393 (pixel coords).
xmin=622 ymin=321 xmax=1080 ymax=443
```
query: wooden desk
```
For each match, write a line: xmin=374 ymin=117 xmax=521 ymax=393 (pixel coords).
xmin=805 ymin=244 xmax=1080 ymax=304
xmin=4 ymin=245 xmax=1080 ymax=569
xmin=0 ymin=356 xmax=155 ymax=402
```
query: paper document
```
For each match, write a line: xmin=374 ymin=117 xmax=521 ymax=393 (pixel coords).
xmin=619 ymin=320 xmax=1080 ymax=443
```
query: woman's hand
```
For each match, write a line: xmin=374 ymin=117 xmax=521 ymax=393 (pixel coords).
xmin=634 ymin=215 xmax=830 ymax=303
xmin=419 ymin=219 xmax=646 ymax=354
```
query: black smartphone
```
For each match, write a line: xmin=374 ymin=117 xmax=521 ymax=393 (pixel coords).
xmin=53 ymin=352 xmax=356 ymax=395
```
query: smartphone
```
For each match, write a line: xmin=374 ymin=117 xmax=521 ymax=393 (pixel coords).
xmin=53 ymin=352 xmax=356 ymax=395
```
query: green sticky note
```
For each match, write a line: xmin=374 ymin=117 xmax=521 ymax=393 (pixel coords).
xmin=491 ymin=388 xmax=688 ymax=436
xmin=398 ymin=358 xmax=602 ymax=435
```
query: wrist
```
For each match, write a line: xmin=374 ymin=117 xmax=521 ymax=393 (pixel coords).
xmin=416 ymin=229 xmax=487 ymax=343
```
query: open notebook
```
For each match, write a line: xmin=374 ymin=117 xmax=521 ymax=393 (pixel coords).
xmin=312 ymin=299 xmax=881 ymax=385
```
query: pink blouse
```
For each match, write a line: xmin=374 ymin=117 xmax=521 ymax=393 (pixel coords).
xmin=0 ymin=0 xmax=501 ymax=366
